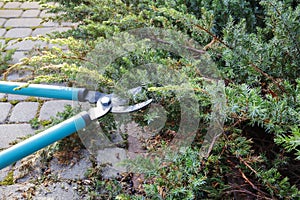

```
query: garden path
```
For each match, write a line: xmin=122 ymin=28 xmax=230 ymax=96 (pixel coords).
xmin=0 ymin=1 xmax=103 ymax=199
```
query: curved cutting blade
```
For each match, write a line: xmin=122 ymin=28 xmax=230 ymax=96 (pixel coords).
xmin=111 ymin=99 xmax=152 ymax=114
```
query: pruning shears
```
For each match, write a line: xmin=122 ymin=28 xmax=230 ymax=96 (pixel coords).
xmin=0 ymin=81 xmax=152 ymax=170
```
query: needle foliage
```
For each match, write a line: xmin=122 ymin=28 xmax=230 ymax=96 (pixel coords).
xmin=5 ymin=0 xmax=300 ymax=199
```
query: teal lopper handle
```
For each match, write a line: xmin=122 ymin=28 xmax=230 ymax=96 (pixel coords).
xmin=0 ymin=81 xmax=87 ymax=101
xmin=0 ymin=111 xmax=91 ymax=170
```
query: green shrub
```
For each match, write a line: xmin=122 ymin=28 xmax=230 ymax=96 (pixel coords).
xmin=0 ymin=43 xmax=15 ymax=74
xmin=7 ymin=0 xmax=300 ymax=199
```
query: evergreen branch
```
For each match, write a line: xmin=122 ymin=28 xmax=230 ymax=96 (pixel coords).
xmin=195 ymin=24 xmax=285 ymax=94
xmin=194 ymin=24 xmax=232 ymax=49
xmin=147 ymin=36 xmax=206 ymax=55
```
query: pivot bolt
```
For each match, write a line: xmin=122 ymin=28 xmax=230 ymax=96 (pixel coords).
xmin=101 ymin=96 xmax=111 ymax=106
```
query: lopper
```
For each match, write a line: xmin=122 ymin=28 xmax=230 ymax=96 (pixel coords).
xmin=0 ymin=81 xmax=152 ymax=169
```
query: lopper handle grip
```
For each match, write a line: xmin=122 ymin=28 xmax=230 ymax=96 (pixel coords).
xmin=0 ymin=111 xmax=91 ymax=170
xmin=0 ymin=81 xmax=87 ymax=101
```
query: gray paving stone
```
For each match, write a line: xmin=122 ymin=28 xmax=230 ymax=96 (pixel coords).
xmin=0 ymin=166 xmax=12 ymax=182
xmin=7 ymin=40 xmax=47 ymax=51
xmin=9 ymin=102 xmax=39 ymax=123
xmin=3 ymin=2 xmax=22 ymax=8
xmin=50 ymin=150 xmax=92 ymax=180
xmin=4 ymin=18 xmax=42 ymax=27
xmin=32 ymin=27 xmax=56 ymax=36
xmin=42 ymin=21 xmax=60 ymax=27
xmin=0 ymin=40 xmax=5 ymax=47
xmin=0 ymin=40 xmax=5 ymax=46
xmin=7 ymin=94 xmax=29 ymax=101
xmin=39 ymin=10 xmax=56 ymax=18
xmin=0 ymin=29 xmax=5 ymax=37
xmin=0 ymin=183 xmax=35 ymax=199
xmin=0 ymin=124 xmax=35 ymax=148
xmin=61 ymin=22 xmax=76 ymax=27
xmin=5 ymin=28 xmax=32 ymax=38
xmin=32 ymin=27 xmax=71 ymax=36
xmin=96 ymin=147 xmax=127 ymax=178
xmin=0 ymin=103 xmax=12 ymax=122
xmin=39 ymin=100 xmax=73 ymax=121
xmin=0 ymin=18 xmax=6 ymax=26
xmin=20 ymin=2 xmax=41 ymax=9
xmin=10 ymin=51 xmax=26 ymax=63
xmin=22 ymin=9 xmax=41 ymax=18
xmin=6 ymin=70 xmax=32 ymax=80
xmin=34 ymin=182 xmax=80 ymax=199
xmin=0 ymin=10 xmax=23 ymax=18
xmin=0 ymin=93 xmax=6 ymax=99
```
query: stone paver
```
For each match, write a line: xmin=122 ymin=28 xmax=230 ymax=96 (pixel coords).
xmin=0 ymin=29 xmax=5 ymax=37
xmin=0 ymin=103 xmax=11 ymax=122
xmin=0 ymin=40 xmax=5 ymax=46
xmin=22 ymin=9 xmax=41 ymax=18
xmin=0 ymin=10 xmax=23 ymax=18
xmin=7 ymin=94 xmax=29 ymax=101
xmin=3 ymin=2 xmax=22 ymax=9
xmin=20 ymin=2 xmax=41 ymax=9
xmin=0 ymin=166 xmax=11 ymax=182
xmin=32 ymin=27 xmax=56 ymax=36
xmin=7 ymin=40 xmax=47 ymax=51
xmin=0 ymin=183 xmax=35 ymax=199
xmin=39 ymin=100 xmax=73 ymax=121
xmin=10 ymin=51 xmax=26 ymax=63
xmin=5 ymin=70 xmax=32 ymax=81
xmin=5 ymin=28 xmax=32 ymax=38
xmin=0 ymin=93 xmax=6 ymax=99
xmin=4 ymin=18 xmax=42 ymax=27
xmin=40 ymin=10 xmax=56 ymax=18
xmin=32 ymin=27 xmax=71 ymax=36
xmin=0 ymin=124 xmax=35 ymax=148
xmin=0 ymin=18 xmax=6 ymax=26
xmin=96 ymin=147 xmax=127 ymax=178
xmin=34 ymin=182 xmax=80 ymax=199
xmin=9 ymin=102 xmax=39 ymax=122
xmin=42 ymin=21 xmax=60 ymax=27
xmin=50 ymin=150 xmax=92 ymax=180
xmin=0 ymin=2 xmax=102 ymax=199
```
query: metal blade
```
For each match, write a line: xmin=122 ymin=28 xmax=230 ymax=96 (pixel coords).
xmin=111 ymin=99 xmax=152 ymax=114
xmin=84 ymin=91 xmax=106 ymax=103
xmin=111 ymin=86 xmax=143 ymax=106
xmin=85 ymin=87 xmax=142 ymax=104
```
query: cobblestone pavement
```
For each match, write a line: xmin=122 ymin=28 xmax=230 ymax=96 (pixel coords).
xmin=0 ymin=2 xmax=138 ymax=199
xmin=0 ymin=1 xmax=75 ymax=158
xmin=0 ymin=1 xmax=94 ymax=199
xmin=0 ymin=1 xmax=73 ymax=63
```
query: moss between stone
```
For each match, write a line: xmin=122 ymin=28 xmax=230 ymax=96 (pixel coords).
xmin=5 ymin=26 xmax=12 ymax=31
xmin=10 ymin=100 xmax=19 ymax=105
xmin=25 ymin=96 xmax=38 ymax=102
xmin=0 ymin=97 xmax=7 ymax=102
xmin=0 ymin=170 xmax=14 ymax=186
xmin=41 ymin=119 xmax=51 ymax=127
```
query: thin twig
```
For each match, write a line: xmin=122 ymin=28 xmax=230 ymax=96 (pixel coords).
xmin=238 ymin=168 xmax=258 ymax=190
xmin=249 ymin=63 xmax=285 ymax=93
xmin=237 ymin=168 xmax=273 ymax=199
xmin=194 ymin=24 xmax=232 ymax=49
xmin=239 ymin=156 xmax=258 ymax=175
xmin=148 ymin=36 xmax=206 ymax=55
xmin=195 ymin=24 xmax=285 ymax=94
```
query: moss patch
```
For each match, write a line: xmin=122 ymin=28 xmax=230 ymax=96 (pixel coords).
xmin=25 ymin=97 xmax=38 ymax=102
xmin=41 ymin=120 xmax=51 ymax=127
xmin=0 ymin=170 xmax=14 ymax=186
xmin=10 ymin=100 xmax=19 ymax=105
xmin=0 ymin=97 xmax=7 ymax=102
